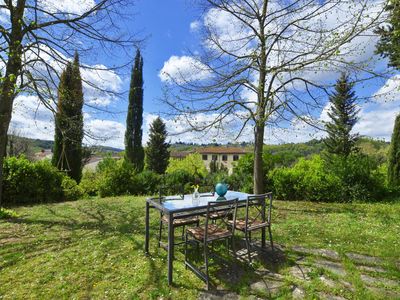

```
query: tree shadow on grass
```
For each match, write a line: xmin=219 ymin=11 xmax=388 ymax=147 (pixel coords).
xmin=176 ymin=237 xmax=288 ymax=293
xmin=1 ymin=204 xmax=149 ymax=269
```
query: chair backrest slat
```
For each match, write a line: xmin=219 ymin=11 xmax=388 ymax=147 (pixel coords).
xmin=245 ymin=193 xmax=273 ymax=229
xmin=204 ymin=198 xmax=238 ymax=241
xmin=198 ymin=185 xmax=215 ymax=197
xmin=159 ymin=184 xmax=184 ymax=199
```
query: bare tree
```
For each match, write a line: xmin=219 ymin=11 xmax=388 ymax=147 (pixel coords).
xmin=0 ymin=0 xmax=140 ymax=205
xmin=7 ymin=129 xmax=32 ymax=158
xmin=162 ymin=0 xmax=386 ymax=193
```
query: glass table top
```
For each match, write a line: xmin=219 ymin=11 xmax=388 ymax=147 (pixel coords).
xmin=156 ymin=190 xmax=251 ymax=212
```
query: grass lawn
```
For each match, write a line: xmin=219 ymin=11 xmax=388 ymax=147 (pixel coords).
xmin=0 ymin=197 xmax=399 ymax=299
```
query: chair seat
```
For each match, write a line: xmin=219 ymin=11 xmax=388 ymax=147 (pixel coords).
xmin=206 ymin=210 xmax=233 ymax=220
xmin=187 ymin=224 xmax=232 ymax=242
xmin=228 ymin=219 xmax=269 ymax=231
xmin=161 ymin=215 xmax=199 ymax=226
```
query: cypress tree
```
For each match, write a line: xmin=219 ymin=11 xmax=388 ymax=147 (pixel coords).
xmin=125 ymin=49 xmax=144 ymax=171
xmin=145 ymin=117 xmax=170 ymax=174
xmin=52 ymin=52 xmax=84 ymax=182
xmin=388 ymin=114 xmax=400 ymax=187
xmin=324 ymin=73 xmax=359 ymax=157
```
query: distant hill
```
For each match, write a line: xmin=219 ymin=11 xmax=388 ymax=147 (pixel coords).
xmin=263 ymin=137 xmax=389 ymax=166
xmin=9 ymin=135 xmax=390 ymax=164
xmin=169 ymin=138 xmax=390 ymax=167
xmin=7 ymin=136 xmax=123 ymax=156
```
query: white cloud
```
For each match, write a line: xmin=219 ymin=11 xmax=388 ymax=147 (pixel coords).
xmin=38 ymin=0 xmax=96 ymax=15
xmin=159 ymin=56 xmax=211 ymax=84
xmin=355 ymin=108 xmax=397 ymax=139
xmin=20 ymin=45 xmax=124 ymax=108
xmin=10 ymin=95 xmax=55 ymax=141
xmin=374 ymin=75 xmax=400 ymax=104
xmin=10 ymin=94 xmax=127 ymax=149
xmin=85 ymin=119 xmax=125 ymax=148
xmin=190 ymin=21 xmax=201 ymax=32
xmin=0 ymin=7 xmax=9 ymax=23
xmin=0 ymin=0 xmax=97 ymax=26
xmin=80 ymin=64 xmax=123 ymax=107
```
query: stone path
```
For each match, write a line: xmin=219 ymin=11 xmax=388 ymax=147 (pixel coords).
xmin=198 ymin=243 xmax=400 ymax=300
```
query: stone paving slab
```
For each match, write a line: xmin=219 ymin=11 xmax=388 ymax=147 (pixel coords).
xmin=368 ymin=287 xmax=400 ymax=299
xmin=315 ymin=259 xmax=346 ymax=277
xmin=250 ymin=278 xmax=287 ymax=297
xmin=198 ymin=291 xmax=240 ymax=300
xmin=292 ymin=286 xmax=305 ymax=299
xmin=289 ymin=265 xmax=312 ymax=280
xmin=318 ymin=292 xmax=348 ymax=300
xmin=320 ymin=275 xmax=336 ymax=288
xmin=360 ymin=274 xmax=399 ymax=288
xmin=339 ymin=279 xmax=355 ymax=292
xmin=255 ymin=269 xmax=284 ymax=280
xmin=358 ymin=265 xmax=386 ymax=273
xmin=346 ymin=253 xmax=383 ymax=265
xmin=292 ymin=246 xmax=340 ymax=261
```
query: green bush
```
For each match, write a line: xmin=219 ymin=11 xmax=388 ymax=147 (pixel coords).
xmin=136 ymin=170 xmax=162 ymax=195
xmin=0 ymin=207 xmax=18 ymax=219
xmin=97 ymin=159 xmax=138 ymax=197
xmin=62 ymin=176 xmax=83 ymax=201
xmin=79 ymin=170 xmax=100 ymax=197
xmin=270 ymin=155 xmax=340 ymax=201
xmin=268 ymin=167 xmax=300 ymax=201
xmin=269 ymin=154 xmax=386 ymax=202
xmin=2 ymin=156 xmax=80 ymax=205
xmin=326 ymin=154 xmax=386 ymax=202
xmin=164 ymin=169 xmax=195 ymax=194
xmin=96 ymin=155 xmax=117 ymax=173
xmin=230 ymin=152 xmax=276 ymax=193
xmin=166 ymin=153 xmax=208 ymax=178
xmin=79 ymin=159 xmax=168 ymax=198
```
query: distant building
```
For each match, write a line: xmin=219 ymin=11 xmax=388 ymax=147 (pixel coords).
xmin=197 ymin=147 xmax=250 ymax=175
xmin=84 ymin=155 xmax=120 ymax=171
xmin=34 ymin=149 xmax=53 ymax=160
xmin=170 ymin=151 xmax=194 ymax=160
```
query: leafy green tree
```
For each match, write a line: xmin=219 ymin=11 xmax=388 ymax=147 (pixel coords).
xmin=52 ymin=52 xmax=84 ymax=182
xmin=167 ymin=153 xmax=208 ymax=178
xmin=146 ymin=117 xmax=170 ymax=174
xmin=125 ymin=49 xmax=144 ymax=171
xmin=376 ymin=0 xmax=400 ymax=68
xmin=388 ymin=114 xmax=400 ymax=187
xmin=324 ymin=74 xmax=359 ymax=157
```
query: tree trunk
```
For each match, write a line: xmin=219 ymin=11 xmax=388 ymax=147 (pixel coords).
xmin=0 ymin=0 xmax=26 ymax=206
xmin=253 ymin=123 xmax=265 ymax=194
xmin=252 ymin=1 xmax=268 ymax=195
xmin=0 ymin=101 xmax=13 ymax=206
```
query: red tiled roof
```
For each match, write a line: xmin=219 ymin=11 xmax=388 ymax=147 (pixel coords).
xmin=170 ymin=151 xmax=193 ymax=158
xmin=196 ymin=147 xmax=250 ymax=154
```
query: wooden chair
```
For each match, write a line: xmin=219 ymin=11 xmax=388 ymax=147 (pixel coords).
xmin=184 ymin=199 xmax=238 ymax=290
xmin=157 ymin=184 xmax=199 ymax=249
xmin=159 ymin=184 xmax=184 ymax=200
xmin=229 ymin=193 xmax=273 ymax=262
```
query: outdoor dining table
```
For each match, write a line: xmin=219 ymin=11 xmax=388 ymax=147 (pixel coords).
xmin=144 ymin=190 xmax=268 ymax=285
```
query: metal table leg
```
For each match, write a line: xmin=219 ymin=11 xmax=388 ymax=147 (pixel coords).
xmin=167 ymin=212 xmax=174 ymax=285
xmin=145 ymin=201 xmax=150 ymax=254
xmin=261 ymin=203 xmax=266 ymax=248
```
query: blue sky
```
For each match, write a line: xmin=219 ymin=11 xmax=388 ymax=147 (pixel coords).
xmin=134 ymin=0 xmax=199 ymax=114
xmin=6 ymin=0 xmax=400 ymax=148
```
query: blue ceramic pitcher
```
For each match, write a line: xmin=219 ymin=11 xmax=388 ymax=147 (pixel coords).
xmin=215 ymin=182 xmax=228 ymax=198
